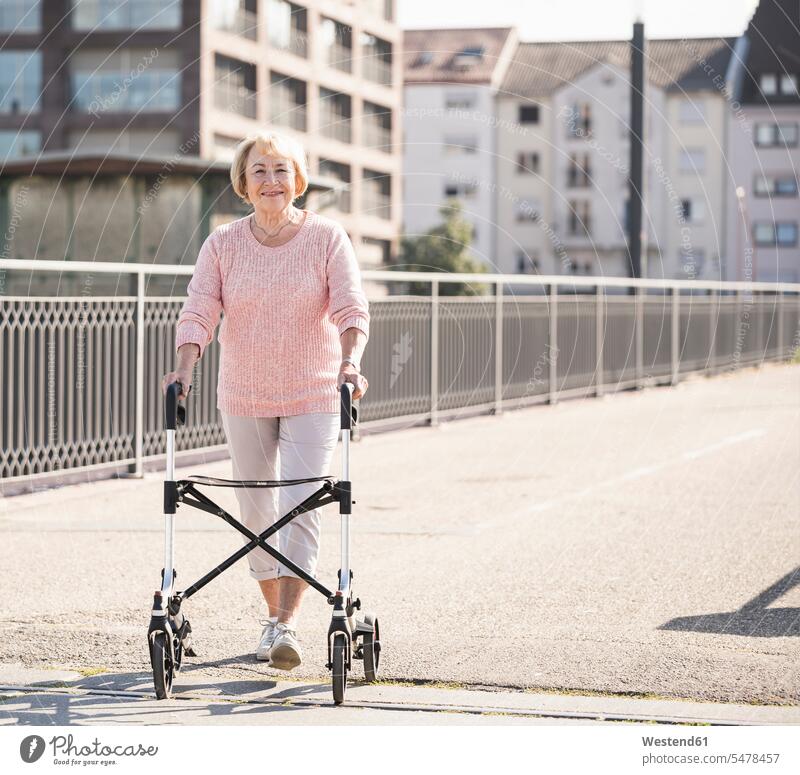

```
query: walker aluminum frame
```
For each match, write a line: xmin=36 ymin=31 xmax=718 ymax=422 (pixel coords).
xmin=147 ymin=381 xmax=380 ymax=705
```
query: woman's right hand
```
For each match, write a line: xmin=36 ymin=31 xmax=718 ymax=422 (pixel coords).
xmin=161 ymin=368 xmax=193 ymax=400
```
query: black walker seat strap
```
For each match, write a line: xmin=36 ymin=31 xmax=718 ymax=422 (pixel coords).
xmin=176 ymin=481 xmax=337 ymax=601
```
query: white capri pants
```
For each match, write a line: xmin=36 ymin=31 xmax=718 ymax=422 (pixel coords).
xmin=220 ymin=410 xmax=341 ymax=582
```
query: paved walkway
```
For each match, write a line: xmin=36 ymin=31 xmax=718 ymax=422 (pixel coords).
xmin=1 ymin=364 xmax=798 ymax=722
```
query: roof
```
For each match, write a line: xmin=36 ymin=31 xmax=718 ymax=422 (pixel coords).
xmin=501 ymin=37 xmax=737 ymax=98
xmin=403 ymin=27 xmax=516 ymax=84
xmin=0 ymin=150 xmax=334 ymax=190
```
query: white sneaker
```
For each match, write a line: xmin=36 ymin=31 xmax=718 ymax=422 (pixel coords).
xmin=256 ymin=617 xmax=279 ymax=662
xmin=269 ymin=623 xmax=302 ymax=671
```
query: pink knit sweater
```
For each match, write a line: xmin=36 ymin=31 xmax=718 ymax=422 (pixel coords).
xmin=175 ymin=210 xmax=370 ymax=416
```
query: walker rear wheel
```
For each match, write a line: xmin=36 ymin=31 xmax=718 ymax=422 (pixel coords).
xmin=331 ymin=634 xmax=348 ymax=705
xmin=362 ymin=614 xmax=381 ymax=683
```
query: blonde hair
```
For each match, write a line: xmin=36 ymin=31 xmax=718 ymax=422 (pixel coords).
xmin=230 ymin=131 xmax=309 ymax=204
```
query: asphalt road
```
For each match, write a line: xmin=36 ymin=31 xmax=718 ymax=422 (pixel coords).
xmin=1 ymin=363 xmax=798 ymax=708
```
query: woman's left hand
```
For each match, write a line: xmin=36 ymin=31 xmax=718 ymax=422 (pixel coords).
xmin=337 ymin=362 xmax=369 ymax=400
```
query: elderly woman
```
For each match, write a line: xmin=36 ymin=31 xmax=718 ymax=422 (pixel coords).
xmin=161 ymin=131 xmax=369 ymax=671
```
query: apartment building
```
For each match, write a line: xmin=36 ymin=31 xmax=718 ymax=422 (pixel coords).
xmin=726 ymin=0 xmax=800 ymax=283
xmin=402 ymin=27 xmax=518 ymax=267
xmin=496 ymin=38 xmax=735 ymax=280
xmin=0 ymin=0 xmax=402 ymax=268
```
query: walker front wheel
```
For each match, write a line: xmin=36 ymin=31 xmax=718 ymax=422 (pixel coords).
xmin=150 ymin=631 xmax=174 ymax=700
xmin=331 ymin=634 xmax=348 ymax=705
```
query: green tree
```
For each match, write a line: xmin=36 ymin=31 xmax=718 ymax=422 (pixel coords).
xmin=390 ymin=199 xmax=489 ymax=296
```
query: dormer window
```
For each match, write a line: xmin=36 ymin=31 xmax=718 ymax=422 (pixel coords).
xmin=452 ymin=45 xmax=484 ymax=69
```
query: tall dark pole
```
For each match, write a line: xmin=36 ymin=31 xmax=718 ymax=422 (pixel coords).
xmin=627 ymin=20 xmax=645 ymax=279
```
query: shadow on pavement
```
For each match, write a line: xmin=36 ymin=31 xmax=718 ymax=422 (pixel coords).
xmin=660 ymin=566 xmax=800 ymax=637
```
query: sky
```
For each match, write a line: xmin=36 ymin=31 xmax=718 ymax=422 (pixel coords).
xmin=398 ymin=0 xmax=761 ymax=41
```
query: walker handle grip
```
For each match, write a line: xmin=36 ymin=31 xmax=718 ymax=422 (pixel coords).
xmin=165 ymin=381 xmax=187 ymax=430
xmin=340 ymin=382 xmax=357 ymax=430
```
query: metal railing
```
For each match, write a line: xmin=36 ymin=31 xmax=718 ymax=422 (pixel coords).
xmin=1 ymin=260 xmax=799 ymax=487
xmin=213 ymin=7 xmax=258 ymax=40
xmin=214 ymin=82 xmax=257 ymax=119
xmin=269 ymin=94 xmax=307 ymax=131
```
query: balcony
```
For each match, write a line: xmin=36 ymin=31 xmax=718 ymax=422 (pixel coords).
xmin=362 ymin=171 xmax=391 ymax=219
xmin=320 ymin=115 xmax=352 ymax=143
xmin=362 ymin=57 xmax=392 ymax=86
xmin=213 ymin=6 xmax=258 ymax=40
xmin=267 ymin=0 xmax=308 ymax=57
xmin=215 ymin=81 xmax=257 ymax=118
xmin=363 ymin=123 xmax=391 ymax=151
xmin=327 ymin=42 xmax=353 ymax=73
xmin=270 ymin=29 xmax=308 ymax=58
xmin=269 ymin=94 xmax=307 ymax=131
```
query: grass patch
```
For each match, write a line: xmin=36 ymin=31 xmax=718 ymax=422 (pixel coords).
xmin=76 ymin=667 xmax=108 ymax=677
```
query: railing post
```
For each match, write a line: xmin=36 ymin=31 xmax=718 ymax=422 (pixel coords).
xmin=495 ymin=281 xmax=503 ymax=415
xmin=430 ymin=279 xmax=439 ymax=427
xmin=635 ymin=286 xmax=644 ymax=388
xmin=134 ymin=270 xmax=145 ymax=477
xmin=549 ymin=283 xmax=558 ymax=405
xmin=671 ymin=286 xmax=680 ymax=386
xmin=595 ymin=285 xmax=604 ymax=397
xmin=709 ymin=288 xmax=717 ymax=375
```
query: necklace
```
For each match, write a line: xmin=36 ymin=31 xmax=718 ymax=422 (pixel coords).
xmin=250 ymin=210 xmax=301 ymax=242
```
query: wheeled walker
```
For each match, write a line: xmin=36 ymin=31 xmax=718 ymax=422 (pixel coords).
xmin=147 ymin=381 xmax=381 ymax=705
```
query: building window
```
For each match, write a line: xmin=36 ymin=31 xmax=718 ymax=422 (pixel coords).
xmin=320 ymin=16 xmax=352 ymax=73
xmin=516 ymin=152 xmax=539 ymax=174
xmin=442 ymin=135 xmax=478 ymax=155
xmin=363 ymin=101 xmax=392 ymax=152
xmin=679 ymin=148 xmax=706 ymax=173
xmin=567 ymin=200 xmax=591 ymax=236
xmin=781 ymin=74 xmax=798 ymax=96
xmin=0 ymin=129 xmax=40 ymax=161
xmin=212 ymin=0 xmax=257 ymax=39
xmin=678 ymin=248 xmax=706 ymax=279
xmin=755 ymin=122 xmax=799 ymax=147
xmin=445 ymin=92 xmax=475 ymax=110
xmin=267 ymin=0 xmax=308 ymax=57
xmin=73 ymin=51 xmax=181 ymax=113
xmin=318 ymin=158 xmax=351 ymax=213
xmin=680 ymin=198 xmax=706 ymax=223
xmin=565 ymin=103 xmax=591 ymax=137
xmin=361 ymin=32 xmax=392 ymax=86
xmin=518 ymin=104 xmax=539 ymax=124
xmin=319 ymin=87 xmax=351 ymax=143
xmin=566 ymin=152 xmax=591 ymax=188
xmin=0 ymin=0 xmax=41 ymax=31
xmin=361 ymin=236 xmax=391 ymax=265
xmin=753 ymin=222 xmax=798 ymax=247
xmin=452 ymin=45 xmax=484 ymax=70
xmin=362 ymin=169 xmax=391 ymax=219
xmin=269 ymin=71 xmax=307 ymax=131
xmin=754 ymin=174 xmax=799 ymax=197
xmin=412 ymin=51 xmax=433 ymax=68
xmin=444 ymin=180 xmax=477 ymax=199
xmin=516 ymin=250 xmax=539 ymax=274
xmin=760 ymin=73 xmax=777 ymax=96
xmin=0 ymin=51 xmax=41 ymax=114
xmin=678 ymin=98 xmax=706 ymax=124
xmin=214 ymin=54 xmax=257 ymax=118
xmin=515 ymin=199 xmax=540 ymax=222
xmin=71 ymin=0 xmax=180 ymax=30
